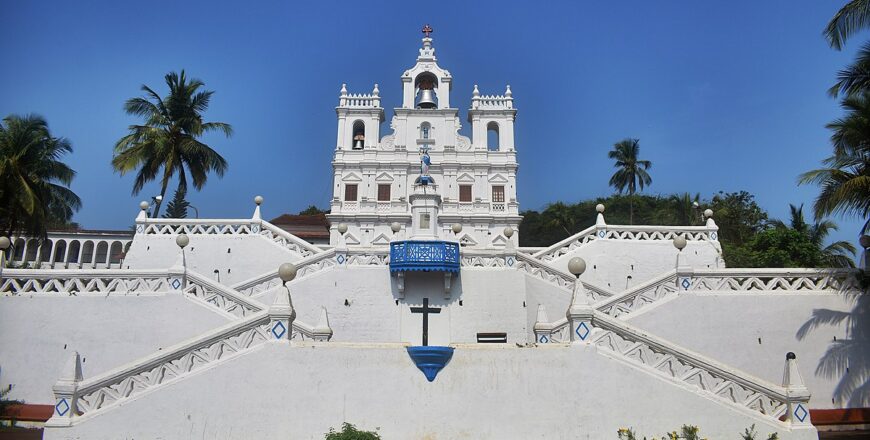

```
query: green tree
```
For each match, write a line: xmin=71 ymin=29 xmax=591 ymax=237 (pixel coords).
xmin=0 ymin=114 xmax=81 ymax=238
xmin=799 ymin=93 xmax=870 ymax=231
xmin=824 ymin=0 xmax=870 ymax=96
xmin=162 ymin=187 xmax=190 ymax=219
xmin=608 ymin=138 xmax=652 ymax=224
xmin=545 ymin=201 xmax=577 ymax=235
xmin=299 ymin=205 xmax=329 ymax=215
xmin=112 ymin=70 xmax=232 ymax=217
xmin=324 ymin=422 xmax=381 ymax=440
xmin=770 ymin=204 xmax=856 ymax=267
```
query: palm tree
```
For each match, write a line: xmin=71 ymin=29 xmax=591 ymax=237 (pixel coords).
xmin=771 ymin=204 xmax=857 ymax=268
xmin=544 ymin=201 xmax=576 ymax=236
xmin=799 ymin=93 xmax=870 ymax=232
xmin=608 ymin=138 xmax=652 ymax=224
xmin=112 ymin=70 xmax=232 ymax=217
xmin=824 ymin=0 xmax=870 ymax=51
xmin=0 ymin=114 xmax=81 ymax=239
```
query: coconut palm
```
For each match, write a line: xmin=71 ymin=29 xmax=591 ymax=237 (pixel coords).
xmin=799 ymin=93 xmax=870 ymax=231
xmin=608 ymin=138 xmax=652 ymax=224
xmin=0 ymin=114 xmax=81 ymax=239
xmin=824 ymin=0 xmax=870 ymax=51
xmin=771 ymin=204 xmax=856 ymax=268
xmin=112 ymin=70 xmax=232 ymax=217
xmin=544 ymin=201 xmax=576 ymax=236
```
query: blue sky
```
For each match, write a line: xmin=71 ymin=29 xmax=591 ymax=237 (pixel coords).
xmin=0 ymin=1 xmax=865 ymax=246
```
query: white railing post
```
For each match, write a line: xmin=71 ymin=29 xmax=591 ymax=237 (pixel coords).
xmin=45 ymin=352 xmax=82 ymax=427
xmin=783 ymin=352 xmax=813 ymax=428
xmin=251 ymin=195 xmax=263 ymax=234
xmin=311 ymin=307 xmax=333 ymax=341
xmin=533 ymin=304 xmax=554 ymax=343
xmin=566 ymin=258 xmax=593 ymax=343
xmin=269 ymin=284 xmax=295 ymax=341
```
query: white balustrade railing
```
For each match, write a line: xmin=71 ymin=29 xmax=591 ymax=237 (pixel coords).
xmin=73 ymin=312 xmax=272 ymax=418
xmin=596 ymin=271 xmax=678 ymax=318
xmin=514 ymin=253 xmax=613 ymax=302
xmin=471 ymin=94 xmax=513 ymax=110
xmin=533 ymin=224 xmax=719 ymax=263
xmin=233 ymin=249 xmax=339 ymax=296
xmin=589 ymin=313 xmax=804 ymax=422
xmin=133 ymin=218 xmax=322 ymax=259
xmin=342 ymin=201 xmax=359 ymax=213
xmin=0 ymin=269 xmax=173 ymax=295
xmin=339 ymin=93 xmax=380 ymax=108
xmin=184 ymin=272 xmax=264 ymax=319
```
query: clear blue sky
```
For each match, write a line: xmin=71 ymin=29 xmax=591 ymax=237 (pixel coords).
xmin=0 ymin=1 xmax=865 ymax=246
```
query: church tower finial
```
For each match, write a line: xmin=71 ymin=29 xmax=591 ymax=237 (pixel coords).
xmin=422 ymin=24 xmax=433 ymax=38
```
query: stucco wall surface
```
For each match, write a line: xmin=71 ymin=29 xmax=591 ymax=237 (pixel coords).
xmin=626 ymin=292 xmax=854 ymax=409
xmin=550 ymin=240 xmax=721 ymax=290
xmin=43 ymin=343 xmax=815 ymax=440
xmin=123 ymin=234 xmax=302 ymax=284
xmin=0 ymin=294 xmax=228 ymax=403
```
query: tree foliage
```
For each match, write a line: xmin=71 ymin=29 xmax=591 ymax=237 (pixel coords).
xmin=162 ymin=187 xmax=190 ymax=219
xmin=299 ymin=205 xmax=329 ymax=215
xmin=607 ymin=138 xmax=652 ymax=224
xmin=112 ymin=70 xmax=232 ymax=217
xmin=0 ymin=114 xmax=81 ymax=239
xmin=324 ymin=423 xmax=381 ymax=440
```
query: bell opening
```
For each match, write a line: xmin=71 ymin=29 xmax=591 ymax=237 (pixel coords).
xmin=415 ymin=73 xmax=438 ymax=109
xmin=352 ymin=120 xmax=365 ymax=150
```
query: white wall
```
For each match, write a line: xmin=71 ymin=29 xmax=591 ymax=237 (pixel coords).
xmin=0 ymin=294 xmax=228 ymax=403
xmin=627 ymin=292 xmax=855 ymax=409
xmin=44 ymin=343 xmax=815 ymax=440
xmin=554 ymin=240 xmax=722 ymax=290
xmin=124 ymin=235 xmax=303 ymax=285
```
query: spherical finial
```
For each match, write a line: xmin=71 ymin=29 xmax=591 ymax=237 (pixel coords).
xmin=704 ymin=209 xmax=714 ymax=219
xmin=0 ymin=237 xmax=10 ymax=250
xmin=860 ymin=235 xmax=870 ymax=249
xmin=337 ymin=224 xmax=348 ymax=235
xmin=673 ymin=236 xmax=687 ymax=250
xmin=278 ymin=263 xmax=297 ymax=283
xmin=786 ymin=352 xmax=796 ymax=360
xmin=139 ymin=201 xmax=149 ymax=210
xmin=596 ymin=204 xmax=605 ymax=213
xmin=175 ymin=234 xmax=190 ymax=249
xmin=452 ymin=223 xmax=462 ymax=234
xmin=391 ymin=222 xmax=402 ymax=233
xmin=693 ymin=201 xmax=700 ymax=208
xmin=503 ymin=226 xmax=514 ymax=238
xmin=567 ymin=257 xmax=586 ymax=277
xmin=254 ymin=195 xmax=263 ymax=206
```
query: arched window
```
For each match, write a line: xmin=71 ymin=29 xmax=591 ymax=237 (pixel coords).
xmin=81 ymin=241 xmax=95 ymax=264
xmin=12 ymin=238 xmax=25 ymax=261
xmin=110 ymin=241 xmax=124 ymax=264
xmin=25 ymin=239 xmax=39 ymax=262
xmin=420 ymin=122 xmax=432 ymax=140
xmin=53 ymin=240 xmax=67 ymax=265
xmin=351 ymin=120 xmax=365 ymax=150
xmin=39 ymin=241 xmax=52 ymax=264
xmin=95 ymin=241 xmax=109 ymax=265
xmin=487 ymin=122 xmax=500 ymax=151
xmin=67 ymin=240 xmax=81 ymax=264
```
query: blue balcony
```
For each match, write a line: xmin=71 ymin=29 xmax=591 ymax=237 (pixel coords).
xmin=389 ymin=240 xmax=460 ymax=273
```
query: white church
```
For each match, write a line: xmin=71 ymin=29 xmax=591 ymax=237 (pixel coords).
xmin=0 ymin=27 xmax=866 ymax=439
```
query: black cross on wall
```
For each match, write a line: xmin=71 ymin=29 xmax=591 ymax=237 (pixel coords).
xmin=410 ymin=297 xmax=441 ymax=346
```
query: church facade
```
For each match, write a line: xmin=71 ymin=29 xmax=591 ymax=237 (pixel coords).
xmin=0 ymin=27 xmax=866 ymax=440
xmin=327 ymin=31 xmax=521 ymax=248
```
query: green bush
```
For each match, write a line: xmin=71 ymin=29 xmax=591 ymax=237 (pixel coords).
xmin=617 ymin=424 xmax=778 ymax=440
xmin=324 ymin=422 xmax=381 ymax=440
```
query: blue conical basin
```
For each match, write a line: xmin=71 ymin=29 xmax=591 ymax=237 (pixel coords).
xmin=406 ymin=346 xmax=454 ymax=382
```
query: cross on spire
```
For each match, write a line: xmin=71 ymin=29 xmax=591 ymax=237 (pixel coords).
xmin=422 ymin=24 xmax=433 ymax=38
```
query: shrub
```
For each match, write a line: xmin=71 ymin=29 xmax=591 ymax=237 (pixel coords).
xmin=324 ymin=422 xmax=381 ymax=440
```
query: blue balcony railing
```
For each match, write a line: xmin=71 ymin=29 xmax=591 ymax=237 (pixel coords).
xmin=389 ymin=240 xmax=460 ymax=273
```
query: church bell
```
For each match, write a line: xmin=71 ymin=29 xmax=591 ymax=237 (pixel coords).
xmin=418 ymin=89 xmax=436 ymax=109
xmin=353 ymin=134 xmax=365 ymax=150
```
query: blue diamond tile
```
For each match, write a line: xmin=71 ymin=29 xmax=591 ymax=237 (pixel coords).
xmin=794 ymin=404 xmax=808 ymax=422
xmin=55 ymin=398 xmax=69 ymax=416
xmin=252 ymin=225 xmax=260 ymax=233
xmin=171 ymin=279 xmax=181 ymax=290
xmin=575 ymin=322 xmax=590 ymax=340
xmin=680 ymin=278 xmax=691 ymax=290
xmin=336 ymin=254 xmax=346 ymax=265
xmin=539 ymin=334 xmax=548 ymax=343
xmin=136 ymin=225 xmax=144 ymax=233
xmin=598 ymin=230 xmax=606 ymax=238
xmin=271 ymin=321 xmax=287 ymax=339
xmin=710 ymin=232 xmax=718 ymax=240
xmin=507 ymin=257 xmax=514 ymax=267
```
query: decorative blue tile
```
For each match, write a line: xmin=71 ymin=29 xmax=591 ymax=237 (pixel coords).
xmin=710 ymin=232 xmax=718 ymax=241
xmin=336 ymin=254 xmax=346 ymax=265
xmin=597 ymin=230 xmax=606 ymax=238
xmin=794 ymin=404 xmax=808 ymax=422
xmin=539 ymin=334 xmax=548 ymax=343
xmin=171 ymin=279 xmax=182 ymax=290
xmin=55 ymin=398 xmax=69 ymax=416
xmin=680 ymin=278 xmax=691 ymax=290
xmin=251 ymin=225 xmax=260 ymax=233
xmin=136 ymin=225 xmax=144 ymax=233
xmin=506 ymin=257 xmax=515 ymax=267
xmin=575 ymin=322 xmax=590 ymax=340
xmin=271 ymin=321 xmax=287 ymax=339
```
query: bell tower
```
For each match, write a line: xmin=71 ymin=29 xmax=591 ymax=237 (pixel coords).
xmin=401 ymin=25 xmax=452 ymax=110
